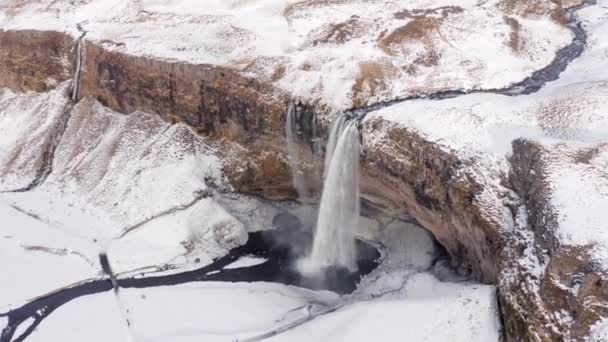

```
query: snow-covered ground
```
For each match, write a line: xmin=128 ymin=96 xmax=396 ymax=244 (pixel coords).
xmin=0 ymin=160 xmax=501 ymax=341
xmin=365 ymin=0 xmax=608 ymax=264
xmin=1 ymin=199 xmax=500 ymax=341
xmin=0 ymin=199 xmax=100 ymax=308
xmin=6 ymin=0 xmax=600 ymax=339
xmin=0 ymin=87 xmax=247 ymax=280
xmin=0 ymin=0 xmax=573 ymax=109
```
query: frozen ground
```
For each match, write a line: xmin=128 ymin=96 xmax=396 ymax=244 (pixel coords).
xmin=0 ymin=0 xmax=573 ymax=109
xmin=365 ymin=0 xmax=608 ymax=264
xmin=0 ymin=85 xmax=500 ymax=341
xmin=0 ymin=196 xmax=500 ymax=341
xmin=0 ymin=199 xmax=100 ymax=308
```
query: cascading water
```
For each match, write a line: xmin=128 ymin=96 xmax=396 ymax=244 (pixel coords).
xmin=286 ymin=102 xmax=309 ymax=200
xmin=322 ymin=115 xmax=348 ymax=179
xmin=303 ymin=116 xmax=360 ymax=273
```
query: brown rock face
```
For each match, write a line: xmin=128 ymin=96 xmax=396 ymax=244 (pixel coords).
xmin=0 ymin=29 xmax=325 ymax=199
xmin=0 ymin=30 xmax=74 ymax=92
xmin=502 ymin=139 xmax=608 ymax=341
xmin=2 ymin=27 xmax=606 ymax=342
xmin=79 ymin=43 xmax=285 ymax=134
xmin=77 ymin=42 xmax=314 ymax=199
xmin=361 ymin=117 xmax=502 ymax=283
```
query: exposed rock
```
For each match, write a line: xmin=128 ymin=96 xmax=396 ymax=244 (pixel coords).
xmin=0 ymin=29 xmax=74 ymax=92
xmin=361 ymin=118 xmax=503 ymax=283
xmin=0 ymin=0 xmax=606 ymax=341
xmin=503 ymin=140 xmax=608 ymax=341
xmin=79 ymin=43 xmax=286 ymax=134
xmin=498 ymin=0 xmax=584 ymax=24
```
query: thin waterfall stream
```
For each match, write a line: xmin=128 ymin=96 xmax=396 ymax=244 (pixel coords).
xmin=285 ymin=103 xmax=309 ymax=201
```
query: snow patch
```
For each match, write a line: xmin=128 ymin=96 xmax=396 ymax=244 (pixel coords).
xmin=589 ymin=318 xmax=608 ymax=342
xmin=224 ymin=256 xmax=268 ymax=269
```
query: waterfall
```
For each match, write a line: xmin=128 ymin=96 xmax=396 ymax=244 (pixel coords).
xmin=72 ymin=24 xmax=87 ymax=102
xmin=306 ymin=117 xmax=360 ymax=272
xmin=323 ymin=115 xmax=348 ymax=179
xmin=286 ymin=102 xmax=309 ymax=200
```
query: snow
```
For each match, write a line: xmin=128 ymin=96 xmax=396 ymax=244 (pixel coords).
xmin=366 ymin=0 xmax=608 ymax=263
xmin=9 ymin=220 xmax=500 ymax=342
xmin=590 ymin=318 xmax=608 ymax=342
xmin=107 ymin=203 xmax=214 ymax=275
xmin=365 ymin=0 xmax=608 ymax=156
xmin=12 ymin=317 xmax=36 ymax=342
xmin=187 ymin=198 xmax=248 ymax=256
xmin=0 ymin=83 xmax=70 ymax=191
xmin=0 ymin=199 xmax=100 ymax=308
xmin=0 ymin=0 xmax=573 ymax=110
xmin=2 ymin=0 xmax=594 ymax=339
xmin=41 ymin=98 xmax=224 ymax=231
xmin=0 ymin=94 xmax=224 ymax=233
xmin=121 ymin=282 xmax=332 ymax=341
xmin=24 ymin=282 xmax=336 ymax=342
xmin=367 ymin=0 xmax=608 ymax=154
xmin=544 ymin=144 xmax=608 ymax=264
xmin=0 ymin=83 xmax=505 ymax=341
xmin=0 ymin=316 xmax=7 ymax=331
xmin=224 ymin=256 xmax=268 ymax=269
xmin=25 ymin=292 xmax=130 ymax=342
xmin=271 ymin=275 xmax=499 ymax=342
xmin=0 ymin=89 xmax=253 ymax=286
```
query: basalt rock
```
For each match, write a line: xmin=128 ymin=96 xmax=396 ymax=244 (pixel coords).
xmin=0 ymin=30 xmax=74 ymax=92
xmin=360 ymin=117 xmax=502 ymax=283
xmin=77 ymin=39 xmax=325 ymax=199
xmin=500 ymin=140 xmax=608 ymax=341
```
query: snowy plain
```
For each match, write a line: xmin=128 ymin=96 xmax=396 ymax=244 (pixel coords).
xmin=1 ymin=191 xmax=501 ymax=341
xmin=0 ymin=0 xmax=573 ymax=110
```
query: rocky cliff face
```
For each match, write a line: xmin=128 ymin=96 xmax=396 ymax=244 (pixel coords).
xmin=360 ymin=119 xmax=504 ymax=283
xmin=78 ymin=42 xmax=310 ymax=199
xmin=0 ymin=29 xmax=74 ymax=92
xmin=0 ymin=0 xmax=607 ymax=340
xmin=502 ymin=140 xmax=608 ymax=341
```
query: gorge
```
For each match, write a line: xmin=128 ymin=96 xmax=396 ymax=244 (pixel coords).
xmin=1 ymin=0 xmax=608 ymax=341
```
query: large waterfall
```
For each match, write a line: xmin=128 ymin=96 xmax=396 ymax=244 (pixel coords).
xmin=322 ymin=115 xmax=348 ymax=178
xmin=286 ymin=103 xmax=309 ymax=200
xmin=305 ymin=116 xmax=360 ymax=273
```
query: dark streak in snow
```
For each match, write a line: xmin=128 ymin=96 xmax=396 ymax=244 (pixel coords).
xmin=347 ymin=0 xmax=595 ymax=120
xmin=0 ymin=229 xmax=380 ymax=342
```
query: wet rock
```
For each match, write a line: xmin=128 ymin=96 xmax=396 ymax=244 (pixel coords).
xmin=272 ymin=212 xmax=302 ymax=232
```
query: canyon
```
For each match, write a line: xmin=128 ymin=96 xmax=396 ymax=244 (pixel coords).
xmin=1 ymin=0 xmax=608 ymax=341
